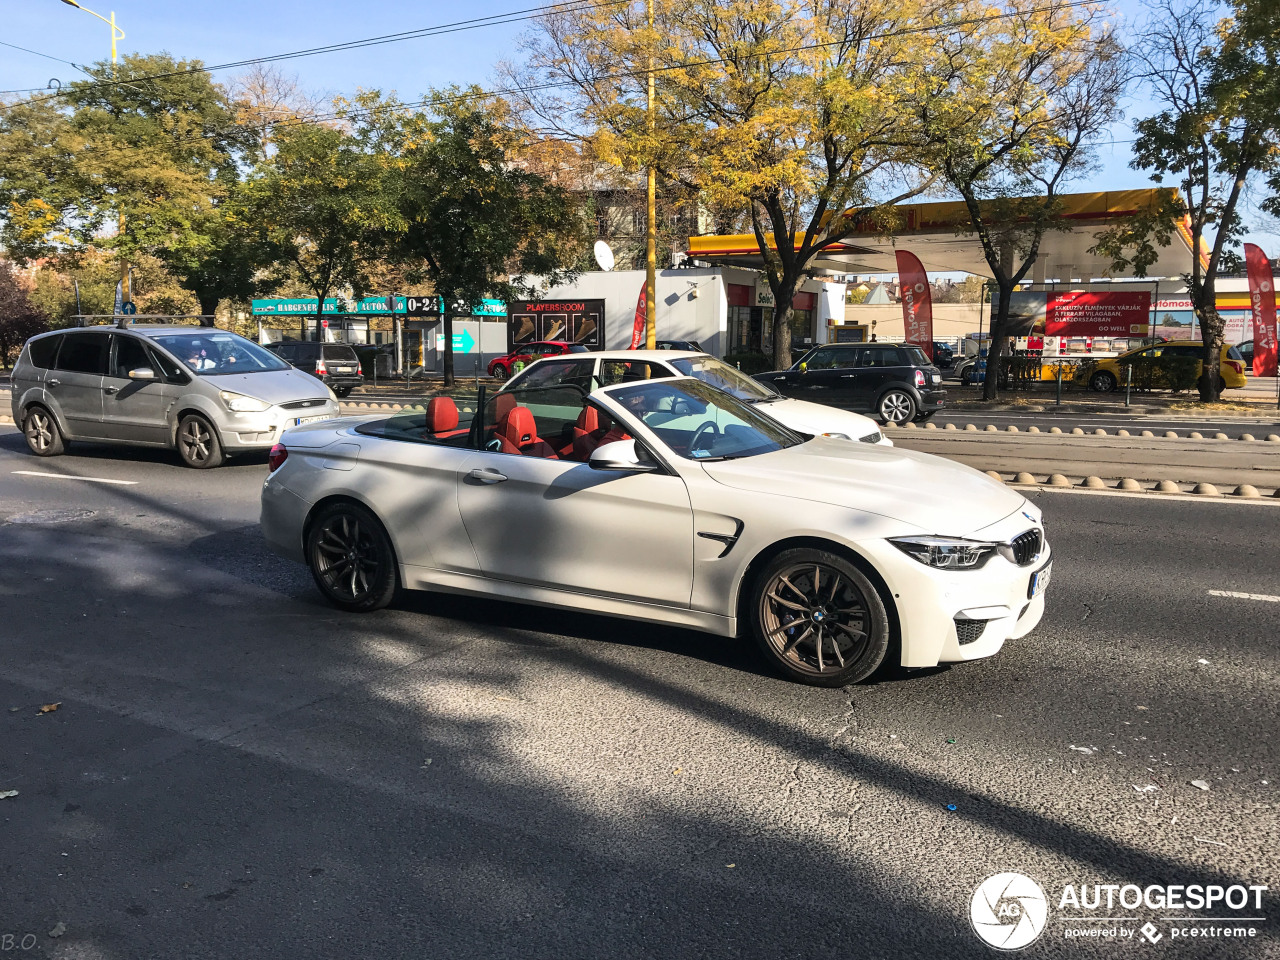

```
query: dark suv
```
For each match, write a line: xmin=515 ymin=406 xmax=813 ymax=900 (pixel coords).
xmin=266 ymin=342 xmax=363 ymax=397
xmin=756 ymin=342 xmax=946 ymax=423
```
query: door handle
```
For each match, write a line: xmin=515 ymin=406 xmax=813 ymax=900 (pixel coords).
xmin=840 ymin=374 xmax=857 ymax=378
xmin=468 ymin=468 xmax=508 ymax=484
xmin=103 ymin=385 xmax=118 ymax=394
xmin=46 ymin=378 xmax=61 ymax=388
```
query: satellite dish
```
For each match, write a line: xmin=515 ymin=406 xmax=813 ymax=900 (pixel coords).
xmin=594 ymin=240 xmax=615 ymax=272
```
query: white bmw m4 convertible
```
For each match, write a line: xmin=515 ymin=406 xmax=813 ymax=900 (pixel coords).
xmin=261 ymin=376 xmax=1051 ymax=686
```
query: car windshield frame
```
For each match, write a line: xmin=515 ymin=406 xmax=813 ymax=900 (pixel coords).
xmin=600 ymin=377 xmax=803 ymax=462
xmin=669 ymin=355 xmax=777 ymax=401
xmin=150 ymin=331 xmax=292 ymax=376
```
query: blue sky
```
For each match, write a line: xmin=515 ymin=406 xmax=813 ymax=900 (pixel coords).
xmin=4 ymin=0 xmax=1278 ymax=254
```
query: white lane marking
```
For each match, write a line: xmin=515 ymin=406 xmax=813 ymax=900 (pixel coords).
xmin=11 ymin=470 xmax=138 ymax=486
xmin=1208 ymin=589 xmax=1280 ymax=603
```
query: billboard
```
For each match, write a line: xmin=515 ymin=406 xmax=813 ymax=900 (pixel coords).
xmin=507 ymin=299 xmax=605 ymax=349
xmin=1000 ymin=290 xmax=1152 ymax=337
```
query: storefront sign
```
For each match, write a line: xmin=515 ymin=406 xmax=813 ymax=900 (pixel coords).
xmin=507 ymin=299 xmax=604 ymax=349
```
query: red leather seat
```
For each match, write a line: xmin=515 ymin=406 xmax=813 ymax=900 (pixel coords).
xmin=495 ymin=405 xmax=559 ymax=459
xmin=569 ymin=406 xmax=631 ymax=461
xmin=423 ymin=396 xmax=468 ymax=440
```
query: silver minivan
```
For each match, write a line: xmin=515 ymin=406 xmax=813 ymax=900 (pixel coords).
xmin=10 ymin=321 xmax=340 ymax=468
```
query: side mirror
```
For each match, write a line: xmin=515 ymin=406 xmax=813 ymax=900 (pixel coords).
xmin=798 ymin=362 xmax=808 ymax=373
xmin=127 ymin=367 xmax=157 ymax=381
xmin=589 ymin=439 xmax=659 ymax=473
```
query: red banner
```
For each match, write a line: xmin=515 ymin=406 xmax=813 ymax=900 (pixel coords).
xmin=629 ymin=282 xmax=646 ymax=349
xmin=895 ymin=250 xmax=933 ymax=360
xmin=1045 ymin=291 xmax=1151 ymax=338
xmin=1245 ymin=243 xmax=1277 ymax=378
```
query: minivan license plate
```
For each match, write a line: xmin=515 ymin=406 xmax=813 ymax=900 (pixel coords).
xmin=1029 ymin=563 xmax=1052 ymax=599
xmin=295 ymin=414 xmax=332 ymax=426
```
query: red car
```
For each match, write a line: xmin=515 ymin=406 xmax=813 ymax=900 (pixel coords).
xmin=488 ymin=341 xmax=590 ymax=381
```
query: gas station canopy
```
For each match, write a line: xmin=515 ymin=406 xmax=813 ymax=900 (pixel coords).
xmin=686 ymin=189 xmax=1197 ymax=282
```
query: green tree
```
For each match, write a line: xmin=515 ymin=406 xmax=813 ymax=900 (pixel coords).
xmin=0 ymin=54 xmax=251 ymax=309
xmin=235 ymin=116 xmax=404 ymax=337
xmin=912 ymin=0 xmax=1124 ymax=399
xmin=388 ymin=90 xmax=585 ymax=385
xmin=1091 ymin=0 xmax=1280 ymax=401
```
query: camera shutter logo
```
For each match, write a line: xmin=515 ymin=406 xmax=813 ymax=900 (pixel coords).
xmin=970 ymin=872 xmax=1049 ymax=950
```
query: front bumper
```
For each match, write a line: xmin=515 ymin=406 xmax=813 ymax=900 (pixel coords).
xmin=857 ymin=536 xmax=1051 ymax=669
xmin=218 ymin=400 xmax=341 ymax=451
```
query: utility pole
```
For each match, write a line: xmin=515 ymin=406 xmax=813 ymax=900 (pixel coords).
xmin=58 ymin=2 xmax=130 ymax=311
xmin=644 ymin=0 xmax=657 ymax=349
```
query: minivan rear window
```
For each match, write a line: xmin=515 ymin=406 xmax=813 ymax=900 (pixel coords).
xmin=28 ymin=335 xmax=61 ymax=369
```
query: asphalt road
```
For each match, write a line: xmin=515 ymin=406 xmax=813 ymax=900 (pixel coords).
xmin=1 ymin=427 xmax=1277 ymax=959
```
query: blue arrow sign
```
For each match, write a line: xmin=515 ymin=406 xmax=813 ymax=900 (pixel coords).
xmin=452 ymin=330 xmax=476 ymax=353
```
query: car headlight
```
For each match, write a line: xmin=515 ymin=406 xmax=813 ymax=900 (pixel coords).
xmin=890 ymin=536 xmax=999 ymax=569
xmin=822 ymin=432 xmax=851 ymax=440
xmin=219 ymin=390 xmax=271 ymax=413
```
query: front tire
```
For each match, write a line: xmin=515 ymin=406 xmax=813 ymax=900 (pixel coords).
xmin=750 ymin=548 xmax=891 ymax=687
xmin=306 ymin=501 xmax=398 ymax=612
xmin=877 ymin=389 xmax=916 ymax=425
xmin=176 ymin=414 xmax=224 ymax=468
xmin=23 ymin=406 xmax=65 ymax=457
xmin=1089 ymin=371 xmax=1117 ymax=393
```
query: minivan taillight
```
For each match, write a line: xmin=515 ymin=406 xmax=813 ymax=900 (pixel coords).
xmin=315 ymin=360 xmax=328 ymax=375
xmin=268 ymin=443 xmax=288 ymax=472
xmin=914 ymin=369 xmax=927 ymax=388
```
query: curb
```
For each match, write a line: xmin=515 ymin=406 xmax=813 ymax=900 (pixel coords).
xmin=892 ymin=420 xmax=1280 ymax=442
xmin=980 ymin=471 xmax=1280 ymax=500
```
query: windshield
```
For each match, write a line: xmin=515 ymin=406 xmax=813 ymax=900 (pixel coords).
xmin=609 ymin=378 xmax=801 ymax=461
xmin=152 ymin=332 xmax=291 ymax=376
xmin=567 ymin=344 xmax=590 ymax=353
xmin=670 ymin=356 xmax=776 ymax=401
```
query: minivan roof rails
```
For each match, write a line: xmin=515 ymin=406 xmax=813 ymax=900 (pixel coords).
xmin=70 ymin=315 xmax=219 ymax=328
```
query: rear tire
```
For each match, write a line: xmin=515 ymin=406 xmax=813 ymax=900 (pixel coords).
xmin=750 ymin=548 xmax=890 ymax=687
xmin=1089 ymin=371 xmax=1117 ymax=393
xmin=306 ymin=501 xmax=398 ymax=612
xmin=877 ymin=389 xmax=916 ymax=424
xmin=23 ymin=406 xmax=65 ymax=457
xmin=176 ymin=414 xmax=224 ymax=469
xmin=491 ymin=365 xmax=509 ymax=382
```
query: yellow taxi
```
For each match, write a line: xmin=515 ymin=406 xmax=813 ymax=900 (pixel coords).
xmin=1085 ymin=342 xmax=1248 ymax=393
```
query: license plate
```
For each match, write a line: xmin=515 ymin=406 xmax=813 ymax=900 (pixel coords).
xmin=1029 ymin=562 xmax=1052 ymax=599
xmin=932 ymin=374 xmax=942 ymax=384
xmin=333 ymin=366 xmax=354 ymax=373
xmin=295 ymin=414 xmax=333 ymax=426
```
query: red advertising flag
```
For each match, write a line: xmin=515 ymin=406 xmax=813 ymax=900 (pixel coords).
xmin=1045 ymin=291 xmax=1151 ymax=338
xmin=630 ymin=281 xmax=646 ymax=349
xmin=895 ymin=250 xmax=933 ymax=360
xmin=1245 ymin=243 xmax=1277 ymax=378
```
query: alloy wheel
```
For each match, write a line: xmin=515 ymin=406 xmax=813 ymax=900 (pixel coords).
xmin=313 ymin=513 xmax=382 ymax=603
xmin=180 ymin=420 xmax=212 ymax=463
xmin=758 ymin=561 xmax=875 ymax=678
xmin=878 ymin=391 xmax=914 ymax=424
xmin=26 ymin=411 xmax=53 ymax=452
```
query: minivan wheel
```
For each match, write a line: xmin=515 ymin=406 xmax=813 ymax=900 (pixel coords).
xmin=334 ymin=386 xmax=353 ymax=398
xmin=23 ymin=406 xmax=65 ymax=457
xmin=306 ymin=501 xmax=398 ymax=612
xmin=877 ymin=389 xmax=916 ymax=424
xmin=750 ymin=548 xmax=891 ymax=687
xmin=176 ymin=414 xmax=224 ymax=468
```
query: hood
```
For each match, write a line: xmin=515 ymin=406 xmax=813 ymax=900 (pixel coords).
xmin=701 ymin=436 xmax=1027 ymax=536
xmin=757 ymin=396 xmax=884 ymax=441
xmin=199 ymin=368 xmax=331 ymax=406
